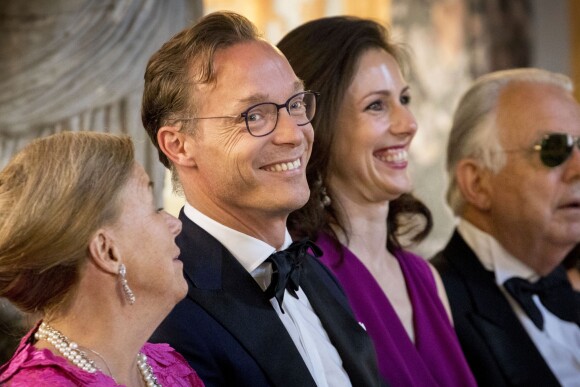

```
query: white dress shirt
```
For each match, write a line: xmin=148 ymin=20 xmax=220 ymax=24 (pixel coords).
xmin=184 ymin=203 xmax=351 ymax=387
xmin=458 ymin=219 xmax=580 ymax=386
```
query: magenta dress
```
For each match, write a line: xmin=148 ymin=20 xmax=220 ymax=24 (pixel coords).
xmin=0 ymin=324 xmax=204 ymax=386
xmin=316 ymin=233 xmax=476 ymax=387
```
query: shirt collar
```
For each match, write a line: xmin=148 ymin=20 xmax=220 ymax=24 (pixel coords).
xmin=458 ymin=219 xmax=539 ymax=285
xmin=183 ymin=202 xmax=292 ymax=274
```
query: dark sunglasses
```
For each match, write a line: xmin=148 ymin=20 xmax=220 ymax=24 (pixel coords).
xmin=534 ymin=133 xmax=580 ymax=167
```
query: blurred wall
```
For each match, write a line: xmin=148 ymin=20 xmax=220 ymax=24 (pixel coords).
xmin=0 ymin=0 xmax=203 ymax=203
xmin=531 ymin=0 xmax=570 ymax=75
xmin=570 ymin=0 xmax=580 ymax=102
xmin=392 ymin=0 xmax=533 ymax=256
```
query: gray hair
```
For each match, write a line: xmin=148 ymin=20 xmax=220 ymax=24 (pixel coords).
xmin=446 ymin=68 xmax=574 ymax=215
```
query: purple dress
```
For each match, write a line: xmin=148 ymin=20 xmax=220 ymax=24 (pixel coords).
xmin=0 ymin=324 xmax=205 ymax=386
xmin=316 ymin=233 xmax=476 ymax=387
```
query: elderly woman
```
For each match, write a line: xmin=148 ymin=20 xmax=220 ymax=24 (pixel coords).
xmin=279 ymin=17 xmax=476 ymax=386
xmin=0 ymin=132 xmax=203 ymax=386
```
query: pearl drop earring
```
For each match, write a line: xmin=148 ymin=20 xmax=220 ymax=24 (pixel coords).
xmin=119 ymin=264 xmax=136 ymax=305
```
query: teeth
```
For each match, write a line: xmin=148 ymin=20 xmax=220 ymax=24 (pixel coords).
xmin=375 ymin=149 xmax=408 ymax=163
xmin=264 ymin=158 xmax=301 ymax=172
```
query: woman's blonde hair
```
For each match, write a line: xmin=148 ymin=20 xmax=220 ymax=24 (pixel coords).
xmin=0 ymin=131 xmax=134 ymax=316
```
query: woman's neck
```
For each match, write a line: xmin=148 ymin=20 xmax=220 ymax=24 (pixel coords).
xmin=41 ymin=294 xmax=158 ymax=386
xmin=331 ymin=193 xmax=391 ymax=263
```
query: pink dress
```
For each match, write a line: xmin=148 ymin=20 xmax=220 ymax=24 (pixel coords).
xmin=0 ymin=324 xmax=205 ymax=386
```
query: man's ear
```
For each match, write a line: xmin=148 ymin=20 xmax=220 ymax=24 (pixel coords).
xmin=88 ymin=229 xmax=121 ymax=275
xmin=455 ymin=159 xmax=493 ymax=211
xmin=157 ymin=126 xmax=197 ymax=167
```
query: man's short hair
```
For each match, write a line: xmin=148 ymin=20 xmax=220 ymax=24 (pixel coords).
xmin=446 ymin=68 xmax=573 ymax=215
xmin=142 ymin=11 xmax=262 ymax=170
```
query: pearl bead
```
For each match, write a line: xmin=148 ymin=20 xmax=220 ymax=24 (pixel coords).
xmin=36 ymin=322 xmax=161 ymax=386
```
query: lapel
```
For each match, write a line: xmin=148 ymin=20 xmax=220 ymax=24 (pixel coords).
xmin=300 ymin=258 xmax=383 ymax=387
xmin=444 ymin=232 xmax=519 ymax=327
xmin=442 ymin=231 xmax=559 ymax=386
xmin=177 ymin=212 xmax=317 ymax=387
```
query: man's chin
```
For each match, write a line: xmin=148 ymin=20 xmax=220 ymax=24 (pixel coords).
xmin=272 ymin=196 xmax=310 ymax=215
xmin=291 ymin=190 xmax=310 ymax=210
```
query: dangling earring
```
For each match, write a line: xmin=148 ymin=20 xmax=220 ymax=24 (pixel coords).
xmin=320 ymin=186 xmax=331 ymax=207
xmin=119 ymin=264 xmax=135 ymax=305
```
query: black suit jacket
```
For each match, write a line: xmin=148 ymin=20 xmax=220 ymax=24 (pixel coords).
xmin=151 ymin=210 xmax=383 ymax=387
xmin=431 ymin=230 xmax=561 ymax=387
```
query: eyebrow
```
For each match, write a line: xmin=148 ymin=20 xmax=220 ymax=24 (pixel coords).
xmin=361 ymin=85 xmax=410 ymax=100
xmin=293 ymin=80 xmax=306 ymax=92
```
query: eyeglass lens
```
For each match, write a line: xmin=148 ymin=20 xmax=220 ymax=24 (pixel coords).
xmin=245 ymin=92 xmax=316 ymax=137
xmin=539 ymin=133 xmax=578 ymax=167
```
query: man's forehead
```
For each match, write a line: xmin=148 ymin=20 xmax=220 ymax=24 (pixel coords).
xmin=231 ymin=80 xmax=305 ymax=105
xmin=498 ymin=82 xmax=580 ymax=121
xmin=213 ymin=39 xmax=280 ymax=70
xmin=497 ymin=82 xmax=578 ymax=134
xmin=498 ymin=81 xmax=572 ymax=106
xmin=201 ymin=45 xmax=303 ymax=102
xmin=195 ymin=78 xmax=304 ymax=107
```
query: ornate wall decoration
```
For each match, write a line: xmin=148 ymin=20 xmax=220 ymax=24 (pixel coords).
xmin=0 ymin=0 xmax=203 ymax=204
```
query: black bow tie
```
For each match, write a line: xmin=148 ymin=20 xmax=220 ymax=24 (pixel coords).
xmin=503 ymin=266 xmax=580 ymax=330
xmin=264 ymin=239 xmax=322 ymax=313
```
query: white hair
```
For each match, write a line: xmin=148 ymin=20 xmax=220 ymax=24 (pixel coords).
xmin=446 ymin=68 xmax=574 ymax=215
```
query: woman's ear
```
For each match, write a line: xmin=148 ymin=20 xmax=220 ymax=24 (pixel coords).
xmin=157 ymin=126 xmax=197 ymax=167
xmin=455 ymin=158 xmax=493 ymax=211
xmin=88 ymin=229 xmax=121 ymax=275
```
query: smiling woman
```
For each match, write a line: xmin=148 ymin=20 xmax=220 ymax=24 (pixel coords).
xmin=279 ymin=16 xmax=477 ymax=386
xmin=0 ymin=132 xmax=203 ymax=386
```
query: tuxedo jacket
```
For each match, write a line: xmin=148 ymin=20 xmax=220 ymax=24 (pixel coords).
xmin=430 ymin=230 xmax=560 ymax=387
xmin=151 ymin=211 xmax=383 ymax=387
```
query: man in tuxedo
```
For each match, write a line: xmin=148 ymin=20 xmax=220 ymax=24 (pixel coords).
xmin=141 ymin=11 xmax=382 ymax=387
xmin=431 ymin=68 xmax=580 ymax=386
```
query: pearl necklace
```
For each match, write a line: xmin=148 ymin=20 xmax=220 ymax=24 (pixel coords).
xmin=35 ymin=322 xmax=161 ymax=386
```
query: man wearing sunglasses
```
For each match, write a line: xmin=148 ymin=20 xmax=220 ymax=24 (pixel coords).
xmin=432 ymin=68 xmax=580 ymax=387
xmin=141 ymin=11 xmax=382 ymax=387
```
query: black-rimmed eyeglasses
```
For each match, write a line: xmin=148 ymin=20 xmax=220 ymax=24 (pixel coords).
xmin=174 ymin=91 xmax=320 ymax=137
xmin=533 ymin=133 xmax=580 ymax=167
